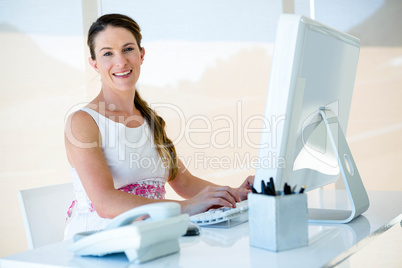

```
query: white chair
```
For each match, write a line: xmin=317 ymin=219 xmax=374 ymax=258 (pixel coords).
xmin=18 ymin=183 xmax=74 ymax=249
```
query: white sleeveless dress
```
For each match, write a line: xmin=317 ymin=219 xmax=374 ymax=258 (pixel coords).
xmin=64 ymin=108 xmax=168 ymax=240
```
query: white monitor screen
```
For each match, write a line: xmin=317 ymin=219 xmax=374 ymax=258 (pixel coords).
xmin=255 ymin=14 xmax=360 ymax=193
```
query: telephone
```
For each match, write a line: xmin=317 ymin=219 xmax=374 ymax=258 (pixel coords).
xmin=68 ymin=202 xmax=190 ymax=264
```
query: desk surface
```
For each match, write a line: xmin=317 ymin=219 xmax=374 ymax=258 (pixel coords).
xmin=2 ymin=190 xmax=402 ymax=268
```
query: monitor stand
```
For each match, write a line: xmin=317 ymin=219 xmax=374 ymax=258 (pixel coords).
xmin=307 ymin=108 xmax=370 ymax=224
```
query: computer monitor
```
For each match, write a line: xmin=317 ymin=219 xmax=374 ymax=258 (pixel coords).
xmin=254 ymin=14 xmax=369 ymax=223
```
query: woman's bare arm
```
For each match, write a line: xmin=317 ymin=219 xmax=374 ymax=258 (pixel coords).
xmin=65 ymin=111 xmax=168 ymax=218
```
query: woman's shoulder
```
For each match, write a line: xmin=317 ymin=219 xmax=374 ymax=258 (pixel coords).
xmin=64 ymin=108 xmax=103 ymax=167
xmin=68 ymin=99 xmax=103 ymax=124
xmin=65 ymin=108 xmax=101 ymax=143
xmin=68 ymin=109 xmax=97 ymax=126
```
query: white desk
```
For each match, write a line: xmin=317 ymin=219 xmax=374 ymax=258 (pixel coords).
xmin=2 ymin=190 xmax=402 ymax=268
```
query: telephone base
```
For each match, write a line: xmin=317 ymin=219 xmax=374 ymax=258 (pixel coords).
xmin=68 ymin=208 xmax=189 ymax=264
xmin=125 ymin=239 xmax=179 ymax=264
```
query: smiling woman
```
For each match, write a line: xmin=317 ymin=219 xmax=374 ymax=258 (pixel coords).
xmin=63 ymin=13 xmax=254 ymax=240
xmin=87 ymin=14 xmax=145 ymax=96
xmin=89 ymin=27 xmax=144 ymax=93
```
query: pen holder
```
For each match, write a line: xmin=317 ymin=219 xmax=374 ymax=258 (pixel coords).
xmin=248 ymin=193 xmax=308 ymax=252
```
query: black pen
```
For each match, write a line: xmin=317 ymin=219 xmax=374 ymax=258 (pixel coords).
xmin=249 ymin=183 xmax=258 ymax=194
xmin=261 ymin=180 xmax=266 ymax=195
xmin=288 ymin=184 xmax=292 ymax=194
xmin=299 ymin=185 xmax=306 ymax=194
xmin=283 ymin=183 xmax=287 ymax=195
xmin=287 ymin=183 xmax=292 ymax=195
xmin=266 ymin=182 xmax=274 ymax=196
xmin=269 ymin=177 xmax=276 ymax=196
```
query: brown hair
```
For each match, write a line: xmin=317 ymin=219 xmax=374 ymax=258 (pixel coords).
xmin=87 ymin=13 xmax=142 ymax=60
xmin=88 ymin=14 xmax=178 ymax=180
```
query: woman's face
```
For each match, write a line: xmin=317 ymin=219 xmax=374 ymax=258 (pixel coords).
xmin=89 ymin=26 xmax=145 ymax=94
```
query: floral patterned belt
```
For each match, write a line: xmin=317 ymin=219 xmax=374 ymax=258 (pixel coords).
xmin=67 ymin=180 xmax=166 ymax=219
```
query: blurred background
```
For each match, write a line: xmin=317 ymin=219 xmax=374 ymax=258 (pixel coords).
xmin=0 ymin=0 xmax=401 ymax=257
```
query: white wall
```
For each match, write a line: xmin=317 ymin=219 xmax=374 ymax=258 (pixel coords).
xmin=0 ymin=0 xmax=401 ymax=257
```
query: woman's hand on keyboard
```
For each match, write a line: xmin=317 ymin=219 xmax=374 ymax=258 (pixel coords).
xmin=180 ymin=185 xmax=240 ymax=216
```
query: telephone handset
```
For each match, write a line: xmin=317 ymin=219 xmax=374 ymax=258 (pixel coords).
xmin=68 ymin=202 xmax=190 ymax=264
xmin=105 ymin=202 xmax=181 ymax=230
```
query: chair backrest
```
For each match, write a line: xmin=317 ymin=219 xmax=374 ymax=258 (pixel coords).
xmin=18 ymin=183 xmax=74 ymax=249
